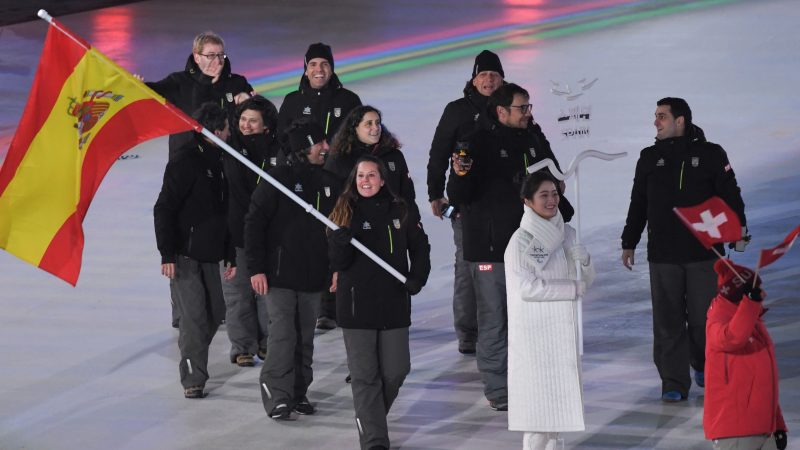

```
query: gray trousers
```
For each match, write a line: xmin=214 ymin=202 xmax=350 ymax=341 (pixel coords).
xmin=220 ymin=247 xmax=267 ymax=361
xmin=173 ymin=255 xmax=226 ymax=388
xmin=452 ymin=217 xmax=478 ymax=346
xmin=712 ymin=434 xmax=778 ymax=450
xmin=342 ymin=327 xmax=410 ymax=450
xmin=259 ymin=288 xmax=320 ymax=412
xmin=649 ymin=259 xmax=716 ymax=395
xmin=470 ymin=261 xmax=508 ymax=402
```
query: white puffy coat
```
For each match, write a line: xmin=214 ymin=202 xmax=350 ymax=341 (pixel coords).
xmin=504 ymin=207 xmax=595 ymax=432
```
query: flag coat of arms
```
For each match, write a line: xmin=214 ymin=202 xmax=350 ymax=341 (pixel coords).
xmin=0 ymin=19 xmax=196 ymax=285
xmin=673 ymin=196 xmax=742 ymax=249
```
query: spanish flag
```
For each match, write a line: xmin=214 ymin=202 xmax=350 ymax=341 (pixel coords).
xmin=0 ymin=18 xmax=197 ymax=285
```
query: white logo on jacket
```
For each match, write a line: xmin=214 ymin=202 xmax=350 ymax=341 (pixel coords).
xmin=393 ymin=219 xmax=401 ymax=229
xmin=500 ymin=149 xmax=508 ymax=158
xmin=362 ymin=221 xmax=371 ymax=230
xmin=526 ymin=238 xmax=550 ymax=266
xmin=206 ymin=169 xmax=213 ymax=178
xmin=656 ymin=158 xmax=665 ymax=167
xmin=302 ymin=106 xmax=311 ymax=115
xmin=324 ymin=186 xmax=331 ymax=197
xmin=294 ymin=183 xmax=303 ymax=192
xmin=388 ymin=161 xmax=396 ymax=171
xmin=334 ymin=108 xmax=341 ymax=117
xmin=691 ymin=157 xmax=699 ymax=167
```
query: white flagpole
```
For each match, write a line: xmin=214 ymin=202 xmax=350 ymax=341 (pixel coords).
xmin=527 ymin=150 xmax=627 ymax=355
xmin=201 ymin=129 xmax=408 ymax=284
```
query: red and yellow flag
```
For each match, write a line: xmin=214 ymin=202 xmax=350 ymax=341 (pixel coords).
xmin=0 ymin=19 xmax=197 ymax=285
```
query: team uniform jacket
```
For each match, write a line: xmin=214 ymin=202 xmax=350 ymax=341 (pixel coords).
xmin=154 ymin=137 xmax=231 ymax=264
xmin=147 ymin=56 xmax=252 ymax=156
xmin=703 ymin=294 xmax=787 ymax=439
xmin=426 ymin=86 xmax=492 ymax=203
xmin=244 ymin=161 xmax=339 ymax=292
xmin=325 ymin=141 xmax=417 ymax=207
xmin=621 ymin=124 xmax=747 ymax=263
xmin=277 ymin=74 xmax=361 ymax=139
xmin=447 ymin=121 xmax=573 ymax=263
xmin=328 ymin=190 xmax=431 ymax=330
xmin=225 ymin=131 xmax=286 ymax=249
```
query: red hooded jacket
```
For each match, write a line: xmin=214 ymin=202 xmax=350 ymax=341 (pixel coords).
xmin=703 ymin=294 xmax=787 ymax=439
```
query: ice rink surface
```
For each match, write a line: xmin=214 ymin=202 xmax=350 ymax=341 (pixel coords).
xmin=0 ymin=1 xmax=798 ymax=448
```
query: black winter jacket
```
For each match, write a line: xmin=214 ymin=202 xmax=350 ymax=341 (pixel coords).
xmin=426 ymin=86 xmax=492 ymax=202
xmin=329 ymin=190 xmax=431 ymax=329
xmin=154 ymin=137 xmax=232 ymax=264
xmin=225 ymin=131 xmax=286 ymax=249
xmin=146 ymin=55 xmax=252 ymax=159
xmin=621 ymin=125 xmax=746 ymax=263
xmin=325 ymin=141 xmax=417 ymax=207
xmin=447 ymin=121 xmax=574 ymax=262
xmin=244 ymin=161 xmax=340 ymax=292
xmin=277 ymin=74 xmax=361 ymax=140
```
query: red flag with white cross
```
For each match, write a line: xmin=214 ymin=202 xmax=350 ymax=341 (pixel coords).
xmin=673 ymin=197 xmax=742 ymax=249
xmin=758 ymin=225 xmax=800 ymax=269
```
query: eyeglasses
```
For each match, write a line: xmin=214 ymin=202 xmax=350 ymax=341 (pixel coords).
xmin=509 ymin=104 xmax=533 ymax=114
xmin=198 ymin=52 xmax=227 ymax=61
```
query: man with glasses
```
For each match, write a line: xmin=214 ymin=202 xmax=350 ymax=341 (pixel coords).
xmin=146 ymin=31 xmax=253 ymax=330
xmin=447 ymin=83 xmax=570 ymax=412
xmin=147 ymin=31 xmax=253 ymax=162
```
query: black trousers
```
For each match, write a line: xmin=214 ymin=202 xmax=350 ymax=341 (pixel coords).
xmin=648 ymin=259 xmax=716 ymax=395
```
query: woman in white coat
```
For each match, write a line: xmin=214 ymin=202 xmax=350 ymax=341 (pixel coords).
xmin=504 ymin=171 xmax=595 ymax=450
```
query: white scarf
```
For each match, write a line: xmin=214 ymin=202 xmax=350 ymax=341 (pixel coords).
xmin=518 ymin=207 xmax=565 ymax=271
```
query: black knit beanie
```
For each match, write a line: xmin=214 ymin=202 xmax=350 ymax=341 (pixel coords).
xmin=472 ymin=50 xmax=504 ymax=78
xmin=304 ymin=43 xmax=334 ymax=71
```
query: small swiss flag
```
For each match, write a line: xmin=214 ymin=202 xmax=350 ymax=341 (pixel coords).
xmin=758 ymin=225 xmax=800 ymax=269
xmin=673 ymin=197 xmax=742 ymax=249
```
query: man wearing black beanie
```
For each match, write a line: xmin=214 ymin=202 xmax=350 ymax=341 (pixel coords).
xmin=277 ymin=42 xmax=362 ymax=143
xmin=245 ymin=118 xmax=340 ymax=419
xmin=277 ymin=43 xmax=362 ymax=331
xmin=425 ymin=50 xmax=505 ymax=356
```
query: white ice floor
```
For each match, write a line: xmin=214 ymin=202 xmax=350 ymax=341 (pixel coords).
xmin=1 ymin=0 xmax=799 ymax=449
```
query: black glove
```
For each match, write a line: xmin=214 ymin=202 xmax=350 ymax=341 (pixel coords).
xmin=746 ymin=286 xmax=763 ymax=302
xmin=330 ymin=227 xmax=352 ymax=247
xmin=775 ymin=430 xmax=787 ymax=450
xmin=405 ymin=278 xmax=423 ymax=295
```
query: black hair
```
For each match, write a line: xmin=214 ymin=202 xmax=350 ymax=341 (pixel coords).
xmin=236 ymin=95 xmax=278 ymax=133
xmin=192 ymin=102 xmax=228 ymax=133
xmin=657 ymin=97 xmax=692 ymax=126
xmin=520 ymin=170 xmax=559 ymax=200
xmin=488 ymin=83 xmax=529 ymax=121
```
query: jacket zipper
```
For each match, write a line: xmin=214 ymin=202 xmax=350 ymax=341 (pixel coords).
xmin=187 ymin=226 xmax=194 ymax=253
xmin=350 ymin=286 xmax=356 ymax=317
xmin=256 ymin=160 xmax=265 ymax=185
xmin=679 ymin=161 xmax=685 ymax=190
xmin=276 ymin=247 xmax=282 ymax=277
xmin=387 ymin=225 xmax=394 ymax=254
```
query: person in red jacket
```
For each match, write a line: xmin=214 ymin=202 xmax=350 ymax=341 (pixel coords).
xmin=704 ymin=259 xmax=788 ymax=450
